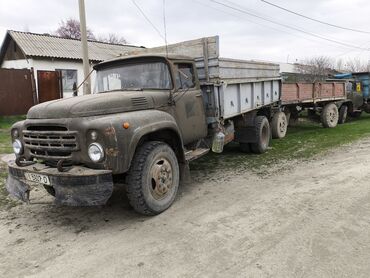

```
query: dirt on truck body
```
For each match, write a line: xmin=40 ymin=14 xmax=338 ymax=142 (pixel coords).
xmin=5 ymin=35 xmax=348 ymax=215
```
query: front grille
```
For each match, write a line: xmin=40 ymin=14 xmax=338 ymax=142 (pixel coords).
xmin=23 ymin=126 xmax=79 ymax=161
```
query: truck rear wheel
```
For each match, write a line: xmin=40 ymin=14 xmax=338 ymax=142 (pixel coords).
xmin=271 ymin=111 xmax=287 ymax=139
xmin=321 ymin=103 xmax=338 ymax=128
xmin=250 ymin=116 xmax=270 ymax=154
xmin=126 ymin=141 xmax=179 ymax=215
xmin=338 ymin=105 xmax=348 ymax=124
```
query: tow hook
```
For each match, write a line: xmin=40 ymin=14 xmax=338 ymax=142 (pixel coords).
xmin=57 ymin=159 xmax=72 ymax=172
xmin=15 ymin=156 xmax=36 ymax=167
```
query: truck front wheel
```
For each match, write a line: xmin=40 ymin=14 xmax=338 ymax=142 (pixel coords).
xmin=126 ymin=141 xmax=180 ymax=215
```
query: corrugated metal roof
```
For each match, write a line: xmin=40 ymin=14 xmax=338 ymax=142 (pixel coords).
xmin=7 ymin=30 xmax=143 ymax=62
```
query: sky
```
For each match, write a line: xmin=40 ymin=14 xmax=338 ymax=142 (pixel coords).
xmin=1 ymin=0 xmax=370 ymax=65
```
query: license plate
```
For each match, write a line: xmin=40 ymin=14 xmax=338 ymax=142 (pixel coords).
xmin=24 ymin=172 xmax=51 ymax=185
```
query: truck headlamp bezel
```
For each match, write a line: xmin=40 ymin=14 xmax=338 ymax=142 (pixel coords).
xmin=12 ymin=139 xmax=23 ymax=155
xmin=88 ymin=143 xmax=104 ymax=162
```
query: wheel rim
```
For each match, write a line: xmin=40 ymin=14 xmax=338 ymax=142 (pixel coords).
xmin=329 ymin=108 xmax=337 ymax=123
xmin=149 ymin=157 xmax=173 ymax=200
xmin=279 ymin=116 xmax=287 ymax=133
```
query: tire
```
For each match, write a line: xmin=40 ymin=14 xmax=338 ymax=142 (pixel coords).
xmin=239 ymin=143 xmax=251 ymax=153
xmin=321 ymin=103 xmax=339 ymax=128
xmin=338 ymin=105 xmax=348 ymax=124
xmin=271 ymin=111 xmax=287 ymax=139
xmin=126 ymin=141 xmax=180 ymax=215
xmin=250 ymin=116 xmax=270 ymax=154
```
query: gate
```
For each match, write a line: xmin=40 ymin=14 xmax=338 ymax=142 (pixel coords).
xmin=0 ymin=68 xmax=36 ymax=116
xmin=37 ymin=70 xmax=62 ymax=103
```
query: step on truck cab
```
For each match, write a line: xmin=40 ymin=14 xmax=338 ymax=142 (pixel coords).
xmin=6 ymin=36 xmax=285 ymax=215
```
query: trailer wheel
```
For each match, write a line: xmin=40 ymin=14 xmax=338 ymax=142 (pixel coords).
xmin=338 ymin=105 xmax=348 ymax=124
xmin=321 ymin=103 xmax=339 ymax=128
xmin=271 ymin=112 xmax=287 ymax=139
xmin=126 ymin=141 xmax=179 ymax=215
xmin=250 ymin=116 xmax=270 ymax=154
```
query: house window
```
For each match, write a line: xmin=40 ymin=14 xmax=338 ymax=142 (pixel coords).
xmin=57 ymin=69 xmax=78 ymax=93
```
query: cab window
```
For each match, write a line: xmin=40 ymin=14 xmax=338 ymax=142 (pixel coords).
xmin=175 ymin=63 xmax=195 ymax=89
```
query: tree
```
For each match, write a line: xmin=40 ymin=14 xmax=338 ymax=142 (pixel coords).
xmin=295 ymin=56 xmax=335 ymax=82
xmin=54 ymin=19 xmax=128 ymax=45
xmin=55 ymin=18 xmax=96 ymax=40
xmin=98 ymin=33 xmax=127 ymax=44
xmin=342 ymin=58 xmax=370 ymax=72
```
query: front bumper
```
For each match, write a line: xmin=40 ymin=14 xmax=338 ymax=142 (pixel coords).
xmin=6 ymin=161 xmax=113 ymax=206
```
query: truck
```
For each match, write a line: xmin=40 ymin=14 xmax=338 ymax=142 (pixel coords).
xmin=331 ymin=72 xmax=370 ymax=118
xmin=5 ymin=36 xmax=346 ymax=215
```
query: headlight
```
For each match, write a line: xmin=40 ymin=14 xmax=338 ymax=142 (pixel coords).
xmin=12 ymin=139 xmax=23 ymax=155
xmin=88 ymin=143 xmax=104 ymax=162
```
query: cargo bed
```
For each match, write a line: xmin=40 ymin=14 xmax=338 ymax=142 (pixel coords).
xmin=131 ymin=36 xmax=281 ymax=121
xmin=281 ymin=82 xmax=346 ymax=105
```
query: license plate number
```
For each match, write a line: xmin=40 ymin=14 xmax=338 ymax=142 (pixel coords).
xmin=24 ymin=172 xmax=51 ymax=185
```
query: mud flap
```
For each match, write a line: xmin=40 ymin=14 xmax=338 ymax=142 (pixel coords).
xmin=6 ymin=175 xmax=31 ymax=203
xmin=53 ymin=177 xmax=113 ymax=206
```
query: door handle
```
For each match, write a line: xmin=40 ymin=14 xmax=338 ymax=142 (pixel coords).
xmin=195 ymin=94 xmax=202 ymax=97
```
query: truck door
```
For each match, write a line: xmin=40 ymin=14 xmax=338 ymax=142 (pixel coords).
xmin=172 ymin=63 xmax=207 ymax=145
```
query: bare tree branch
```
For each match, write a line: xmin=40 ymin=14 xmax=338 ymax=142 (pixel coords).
xmin=55 ymin=18 xmax=95 ymax=40
xmin=295 ymin=56 xmax=335 ymax=82
xmin=97 ymin=33 xmax=128 ymax=44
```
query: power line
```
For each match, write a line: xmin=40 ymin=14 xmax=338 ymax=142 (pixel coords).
xmin=261 ymin=0 xmax=370 ymax=34
xmin=131 ymin=0 xmax=165 ymax=40
xmin=210 ymin=0 xmax=370 ymax=51
xmin=193 ymin=0 xmax=346 ymax=51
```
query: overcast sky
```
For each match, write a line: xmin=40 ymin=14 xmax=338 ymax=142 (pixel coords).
xmin=1 ymin=0 xmax=370 ymax=64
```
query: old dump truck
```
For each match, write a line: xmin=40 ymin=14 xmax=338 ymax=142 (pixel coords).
xmin=5 ymin=36 xmax=346 ymax=215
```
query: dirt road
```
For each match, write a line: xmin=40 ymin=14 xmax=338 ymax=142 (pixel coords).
xmin=1 ymin=138 xmax=370 ymax=278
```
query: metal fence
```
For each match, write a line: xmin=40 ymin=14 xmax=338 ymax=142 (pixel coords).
xmin=0 ymin=68 xmax=37 ymax=116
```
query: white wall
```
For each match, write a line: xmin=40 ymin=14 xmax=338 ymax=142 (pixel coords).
xmin=279 ymin=63 xmax=298 ymax=73
xmin=1 ymin=58 xmax=96 ymax=98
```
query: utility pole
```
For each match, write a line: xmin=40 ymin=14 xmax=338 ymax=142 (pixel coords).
xmin=78 ymin=0 xmax=91 ymax=95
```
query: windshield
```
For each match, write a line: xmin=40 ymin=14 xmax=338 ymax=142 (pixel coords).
xmin=95 ymin=61 xmax=172 ymax=93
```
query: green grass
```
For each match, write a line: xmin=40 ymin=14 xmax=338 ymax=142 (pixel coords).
xmin=191 ymin=114 xmax=370 ymax=175
xmin=0 ymin=115 xmax=26 ymax=154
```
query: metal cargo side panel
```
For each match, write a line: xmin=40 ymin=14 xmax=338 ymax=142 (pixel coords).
xmin=221 ymin=83 xmax=240 ymax=118
xmin=272 ymin=80 xmax=280 ymax=102
xmin=220 ymin=80 xmax=280 ymax=119
xmin=253 ymin=82 xmax=263 ymax=108
xmin=240 ymin=83 xmax=253 ymax=111
xmin=263 ymin=81 xmax=272 ymax=104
